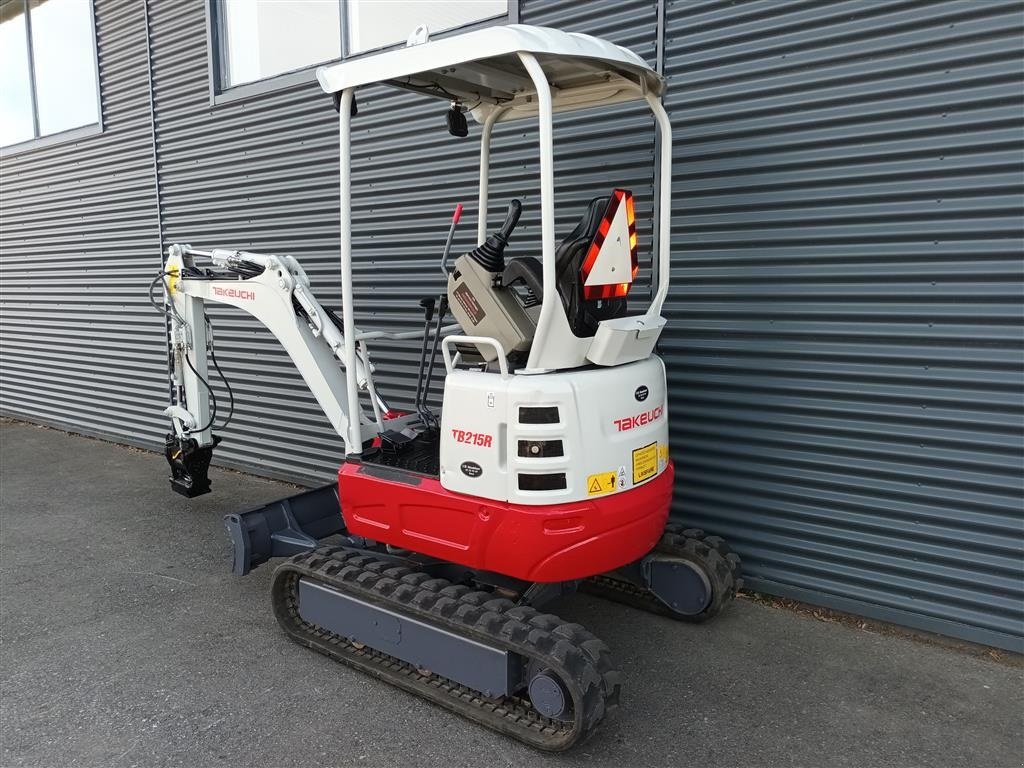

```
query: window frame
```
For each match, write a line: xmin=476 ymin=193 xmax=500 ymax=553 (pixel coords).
xmin=206 ymin=0 xmax=516 ymax=107
xmin=0 ymin=0 xmax=103 ymax=157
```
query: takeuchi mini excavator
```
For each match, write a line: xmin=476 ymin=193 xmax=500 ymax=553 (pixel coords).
xmin=155 ymin=24 xmax=741 ymax=751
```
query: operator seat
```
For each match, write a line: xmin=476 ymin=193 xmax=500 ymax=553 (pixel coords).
xmin=503 ymin=196 xmax=628 ymax=338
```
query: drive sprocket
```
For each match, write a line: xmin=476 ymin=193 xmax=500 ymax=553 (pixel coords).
xmin=583 ymin=523 xmax=742 ymax=622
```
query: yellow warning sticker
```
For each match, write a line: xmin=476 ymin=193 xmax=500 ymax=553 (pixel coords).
xmin=659 ymin=443 xmax=670 ymax=463
xmin=586 ymin=471 xmax=618 ymax=497
xmin=632 ymin=442 xmax=658 ymax=484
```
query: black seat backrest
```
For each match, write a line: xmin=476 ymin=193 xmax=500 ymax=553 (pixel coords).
xmin=555 ymin=196 xmax=628 ymax=337
xmin=501 ymin=196 xmax=630 ymax=340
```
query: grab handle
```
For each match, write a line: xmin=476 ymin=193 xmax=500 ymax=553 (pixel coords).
xmin=441 ymin=336 xmax=509 ymax=378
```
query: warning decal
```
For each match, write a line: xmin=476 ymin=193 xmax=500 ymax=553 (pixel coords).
xmin=632 ymin=442 xmax=658 ymax=484
xmin=586 ymin=471 xmax=618 ymax=497
xmin=452 ymin=283 xmax=486 ymax=325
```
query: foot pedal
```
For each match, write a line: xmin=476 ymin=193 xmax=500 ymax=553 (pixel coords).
xmin=380 ymin=429 xmax=415 ymax=454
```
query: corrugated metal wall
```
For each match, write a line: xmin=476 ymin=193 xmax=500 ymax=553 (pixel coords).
xmin=662 ymin=0 xmax=1024 ymax=651
xmin=1 ymin=0 xmax=1021 ymax=651
xmin=0 ymin=0 xmax=166 ymax=444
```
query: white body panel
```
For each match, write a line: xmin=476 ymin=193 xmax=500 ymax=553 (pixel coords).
xmin=587 ymin=315 xmax=667 ymax=367
xmin=439 ymin=356 xmax=669 ymax=505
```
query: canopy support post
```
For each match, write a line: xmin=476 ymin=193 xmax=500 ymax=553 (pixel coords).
xmin=338 ymin=87 xmax=362 ymax=455
xmin=518 ymin=52 xmax=556 ymax=373
xmin=644 ymin=92 xmax=673 ymax=320
xmin=477 ymin=107 xmax=507 ymax=246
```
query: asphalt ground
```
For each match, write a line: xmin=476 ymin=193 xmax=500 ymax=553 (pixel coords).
xmin=1 ymin=420 xmax=1021 ymax=767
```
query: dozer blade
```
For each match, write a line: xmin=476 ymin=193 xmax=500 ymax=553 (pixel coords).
xmin=224 ymin=483 xmax=344 ymax=575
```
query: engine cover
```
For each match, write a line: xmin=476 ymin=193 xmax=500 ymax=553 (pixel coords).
xmin=439 ymin=355 xmax=669 ymax=506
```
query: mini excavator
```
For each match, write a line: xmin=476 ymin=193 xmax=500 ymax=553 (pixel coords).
xmin=154 ymin=24 xmax=741 ymax=751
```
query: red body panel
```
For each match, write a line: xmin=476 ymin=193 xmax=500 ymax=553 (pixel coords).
xmin=337 ymin=462 xmax=674 ymax=582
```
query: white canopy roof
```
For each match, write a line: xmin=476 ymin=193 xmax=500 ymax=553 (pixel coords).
xmin=316 ymin=24 xmax=663 ymax=123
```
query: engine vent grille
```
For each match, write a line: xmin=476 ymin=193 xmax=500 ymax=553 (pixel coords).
xmin=517 ymin=473 xmax=567 ymax=491
xmin=518 ymin=406 xmax=559 ymax=424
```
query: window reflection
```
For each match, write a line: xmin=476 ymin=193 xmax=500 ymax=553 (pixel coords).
xmin=30 ymin=0 xmax=100 ymax=136
xmin=346 ymin=0 xmax=507 ymax=55
xmin=0 ymin=0 xmax=100 ymax=148
xmin=0 ymin=1 xmax=34 ymax=146
xmin=216 ymin=0 xmax=509 ymax=89
xmin=221 ymin=0 xmax=341 ymax=87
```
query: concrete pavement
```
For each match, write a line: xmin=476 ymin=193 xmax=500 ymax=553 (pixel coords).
xmin=1 ymin=421 xmax=1021 ymax=767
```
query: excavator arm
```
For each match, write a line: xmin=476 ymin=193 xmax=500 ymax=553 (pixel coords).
xmin=158 ymin=244 xmax=390 ymax=496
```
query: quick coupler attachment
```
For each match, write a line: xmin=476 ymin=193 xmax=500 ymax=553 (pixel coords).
xmin=164 ymin=433 xmax=221 ymax=498
xmin=224 ymin=484 xmax=345 ymax=576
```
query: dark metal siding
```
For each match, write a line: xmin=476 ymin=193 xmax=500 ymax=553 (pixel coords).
xmin=0 ymin=0 xmax=165 ymax=445
xmin=661 ymin=0 xmax=1024 ymax=651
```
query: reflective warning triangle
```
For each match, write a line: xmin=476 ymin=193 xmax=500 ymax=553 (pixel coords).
xmin=584 ymin=201 xmax=632 ymax=286
xmin=580 ymin=189 xmax=638 ymax=300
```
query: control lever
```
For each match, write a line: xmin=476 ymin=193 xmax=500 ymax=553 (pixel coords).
xmin=495 ymin=198 xmax=522 ymax=241
xmin=464 ymin=199 xmax=521 ymax=273
xmin=440 ymin=203 xmax=463 ymax=277
xmin=413 ymin=297 xmax=436 ymax=423
xmin=422 ymin=294 xmax=449 ymax=425
xmin=414 ymin=202 xmax=465 ymax=428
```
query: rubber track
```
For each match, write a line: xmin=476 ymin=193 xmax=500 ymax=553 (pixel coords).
xmin=271 ymin=547 xmax=621 ymax=751
xmin=583 ymin=523 xmax=743 ymax=622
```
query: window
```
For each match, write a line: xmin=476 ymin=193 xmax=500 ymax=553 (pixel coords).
xmin=345 ymin=0 xmax=508 ymax=55
xmin=219 ymin=0 xmax=341 ymax=88
xmin=0 ymin=0 xmax=100 ymax=148
xmin=214 ymin=0 xmax=509 ymax=92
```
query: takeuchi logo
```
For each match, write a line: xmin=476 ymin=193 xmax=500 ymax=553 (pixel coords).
xmin=213 ymin=285 xmax=255 ymax=301
xmin=613 ymin=405 xmax=663 ymax=432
